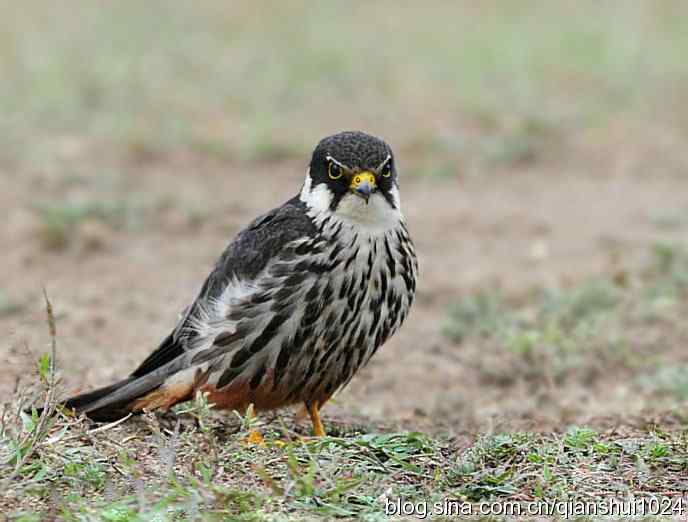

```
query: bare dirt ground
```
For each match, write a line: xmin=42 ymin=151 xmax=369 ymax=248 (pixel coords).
xmin=3 ymin=133 xmax=687 ymax=436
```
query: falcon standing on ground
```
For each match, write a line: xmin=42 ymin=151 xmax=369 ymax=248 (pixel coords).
xmin=52 ymin=131 xmax=418 ymax=436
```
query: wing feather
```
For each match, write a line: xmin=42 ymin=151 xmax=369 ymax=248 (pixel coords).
xmin=130 ymin=196 xmax=315 ymax=378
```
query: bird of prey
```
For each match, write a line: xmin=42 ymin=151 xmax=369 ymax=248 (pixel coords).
xmin=51 ymin=131 xmax=418 ymax=436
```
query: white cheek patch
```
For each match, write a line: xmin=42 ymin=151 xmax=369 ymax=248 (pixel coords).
xmin=300 ymin=172 xmax=333 ymax=214
xmin=300 ymin=173 xmax=312 ymax=196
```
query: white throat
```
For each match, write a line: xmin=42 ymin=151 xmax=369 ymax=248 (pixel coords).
xmin=299 ymin=172 xmax=403 ymax=234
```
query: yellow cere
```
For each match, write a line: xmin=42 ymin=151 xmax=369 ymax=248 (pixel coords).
xmin=349 ymin=171 xmax=376 ymax=190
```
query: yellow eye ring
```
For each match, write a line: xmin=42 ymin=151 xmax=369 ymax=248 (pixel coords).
xmin=328 ymin=161 xmax=342 ymax=179
xmin=381 ymin=162 xmax=393 ymax=178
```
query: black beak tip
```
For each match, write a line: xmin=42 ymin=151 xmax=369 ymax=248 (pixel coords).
xmin=354 ymin=188 xmax=371 ymax=203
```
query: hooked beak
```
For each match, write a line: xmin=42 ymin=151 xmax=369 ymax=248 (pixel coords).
xmin=349 ymin=171 xmax=376 ymax=203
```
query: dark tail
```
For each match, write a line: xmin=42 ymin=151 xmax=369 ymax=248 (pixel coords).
xmin=35 ymin=370 xmax=177 ymax=422
xmin=31 ymin=378 xmax=133 ymax=422
xmin=33 ymin=333 xmax=197 ymax=422
xmin=57 ymin=377 xmax=137 ymax=422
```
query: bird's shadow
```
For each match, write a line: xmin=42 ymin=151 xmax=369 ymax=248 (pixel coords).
xmin=141 ymin=406 xmax=382 ymax=441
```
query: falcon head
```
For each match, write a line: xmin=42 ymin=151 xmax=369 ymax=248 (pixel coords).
xmin=301 ymin=131 xmax=402 ymax=227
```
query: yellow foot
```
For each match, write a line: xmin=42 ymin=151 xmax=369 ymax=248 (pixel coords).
xmin=243 ymin=429 xmax=266 ymax=446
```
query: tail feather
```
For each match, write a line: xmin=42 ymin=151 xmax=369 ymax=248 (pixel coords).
xmin=76 ymin=371 xmax=172 ymax=421
xmin=41 ymin=371 xmax=173 ymax=422
xmin=61 ymin=377 xmax=134 ymax=415
xmin=34 ymin=336 xmax=203 ymax=422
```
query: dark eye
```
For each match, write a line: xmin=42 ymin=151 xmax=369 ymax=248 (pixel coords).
xmin=381 ymin=160 xmax=393 ymax=177
xmin=328 ymin=161 xmax=342 ymax=180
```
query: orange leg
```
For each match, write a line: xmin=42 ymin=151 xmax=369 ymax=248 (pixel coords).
xmin=295 ymin=394 xmax=332 ymax=422
xmin=307 ymin=401 xmax=326 ymax=437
